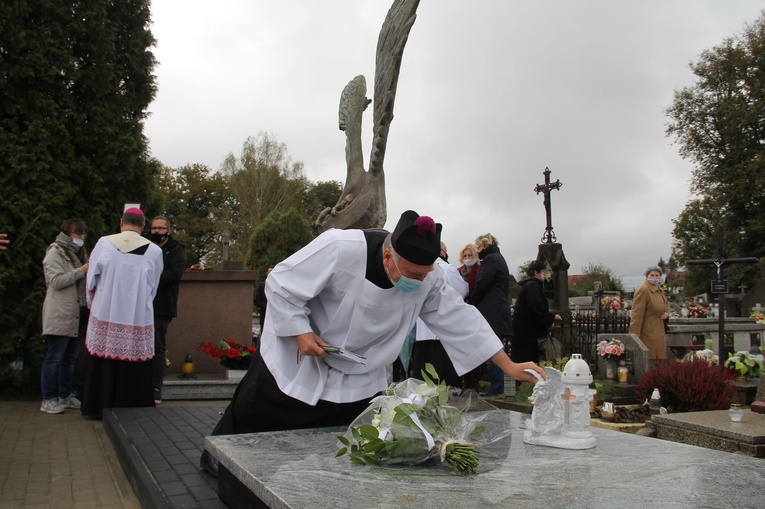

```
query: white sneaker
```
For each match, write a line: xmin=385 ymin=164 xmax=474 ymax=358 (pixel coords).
xmin=59 ymin=394 xmax=81 ymax=409
xmin=41 ymin=399 xmax=65 ymax=414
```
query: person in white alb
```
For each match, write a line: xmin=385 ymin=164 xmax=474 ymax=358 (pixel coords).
xmin=204 ymin=210 xmax=544 ymax=444
xmin=201 ymin=210 xmax=545 ymax=475
xmin=81 ymin=207 xmax=163 ymax=419
xmin=408 ymin=242 xmax=469 ymax=387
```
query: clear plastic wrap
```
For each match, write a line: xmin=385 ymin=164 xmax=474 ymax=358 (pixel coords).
xmin=337 ymin=368 xmax=513 ymax=474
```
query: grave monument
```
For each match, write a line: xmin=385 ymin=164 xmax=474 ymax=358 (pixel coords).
xmin=314 ymin=0 xmax=421 ymax=233
xmin=534 ymin=167 xmax=570 ymax=313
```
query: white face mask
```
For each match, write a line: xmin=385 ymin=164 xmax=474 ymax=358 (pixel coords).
xmin=463 ymin=258 xmax=476 ymax=267
xmin=72 ymin=238 xmax=84 ymax=248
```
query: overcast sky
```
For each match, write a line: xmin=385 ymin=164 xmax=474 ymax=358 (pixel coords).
xmin=144 ymin=0 xmax=764 ymax=280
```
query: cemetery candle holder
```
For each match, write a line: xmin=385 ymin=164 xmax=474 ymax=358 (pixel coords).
xmin=561 ymin=354 xmax=595 ymax=441
xmin=617 ymin=363 xmax=629 ymax=383
xmin=728 ymin=404 xmax=744 ymax=422
xmin=523 ymin=354 xmax=596 ymax=450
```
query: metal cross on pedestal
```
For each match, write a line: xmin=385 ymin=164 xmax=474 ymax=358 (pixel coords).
xmin=534 ymin=167 xmax=563 ymax=243
xmin=685 ymin=224 xmax=759 ymax=366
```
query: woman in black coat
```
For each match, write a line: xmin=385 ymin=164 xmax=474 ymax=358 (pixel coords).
xmin=466 ymin=233 xmax=512 ymax=395
xmin=512 ymin=260 xmax=561 ymax=363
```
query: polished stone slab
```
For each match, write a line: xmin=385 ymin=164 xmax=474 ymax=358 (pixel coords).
xmin=650 ymin=409 xmax=765 ymax=457
xmin=206 ymin=411 xmax=765 ymax=509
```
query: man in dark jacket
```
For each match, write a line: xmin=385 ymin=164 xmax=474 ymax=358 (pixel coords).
xmin=149 ymin=216 xmax=186 ymax=403
xmin=467 ymin=233 xmax=513 ymax=396
xmin=512 ymin=260 xmax=561 ymax=364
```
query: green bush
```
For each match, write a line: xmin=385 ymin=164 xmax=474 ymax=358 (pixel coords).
xmin=516 ymin=382 xmax=535 ymax=403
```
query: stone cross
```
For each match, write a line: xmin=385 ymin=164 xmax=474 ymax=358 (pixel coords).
xmin=534 ymin=167 xmax=562 ymax=244
xmin=751 ymin=303 xmax=764 ymax=315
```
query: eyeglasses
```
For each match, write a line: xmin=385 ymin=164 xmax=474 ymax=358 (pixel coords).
xmin=150 ymin=227 xmax=169 ymax=232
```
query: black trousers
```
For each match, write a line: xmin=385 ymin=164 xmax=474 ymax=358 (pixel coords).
xmin=409 ymin=340 xmax=461 ymax=388
xmin=152 ymin=316 xmax=172 ymax=389
xmin=211 ymin=350 xmax=372 ymax=435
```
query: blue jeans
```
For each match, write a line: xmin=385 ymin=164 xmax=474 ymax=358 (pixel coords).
xmin=490 ymin=362 xmax=504 ymax=395
xmin=41 ymin=335 xmax=81 ymax=400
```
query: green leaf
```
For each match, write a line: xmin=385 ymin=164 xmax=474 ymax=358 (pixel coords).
xmin=337 ymin=435 xmax=350 ymax=446
xmin=336 ymin=447 xmax=348 ymax=457
xmin=362 ymin=454 xmax=382 ymax=466
xmin=424 ymin=363 xmax=440 ymax=382
xmin=358 ymin=424 xmax=379 ymax=441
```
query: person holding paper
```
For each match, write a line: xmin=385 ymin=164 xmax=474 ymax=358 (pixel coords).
xmin=202 ymin=210 xmax=545 ymax=474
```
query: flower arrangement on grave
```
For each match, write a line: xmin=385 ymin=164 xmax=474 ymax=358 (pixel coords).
xmin=682 ymin=349 xmax=719 ymax=366
xmin=749 ymin=312 xmax=765 ymax=324
xmin=597 ymin=339 xmax=625 ymax=360
xmin=687 ymin=302 xmax=708 ymax=318
xmin=197 ymin=338 xmax=256 ymax=370
xmin=601 ymin=295 xmax=623 ymax=312
xmin=337 ymin=364 xmax=510 ymax=475
xmin=724 ymin=351 xmax=764 ymax=380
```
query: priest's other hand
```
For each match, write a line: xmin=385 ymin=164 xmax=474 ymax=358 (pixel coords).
xmin=294 ymin=332 xmax=330 ymax=358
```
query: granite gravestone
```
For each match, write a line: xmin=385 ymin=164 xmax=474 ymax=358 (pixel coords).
xmin=207 ymin=410 xmax=765 ymax=508
xmin=597 ymin=333 xmax=650 ymax=383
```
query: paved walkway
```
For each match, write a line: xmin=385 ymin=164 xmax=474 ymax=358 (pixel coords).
xmin=0 ymin=400 xmax=228 ymax=509
xmin=0 ymin=400 xmax=140 ymax=508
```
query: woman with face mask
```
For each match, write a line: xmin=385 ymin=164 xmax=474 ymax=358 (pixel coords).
xmin=457 ymin=243 xmax=480 ymax=296
xmin=629 ymin=266 xmax=669 ymax=360
xmin=40 ymin=219 xmax=90 ymax=414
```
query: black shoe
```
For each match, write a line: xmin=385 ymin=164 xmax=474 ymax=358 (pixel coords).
xmin=154 ymin=387 xmax=162 ymax=405
xmin=200 ymin=450 xmax=219 ymax=478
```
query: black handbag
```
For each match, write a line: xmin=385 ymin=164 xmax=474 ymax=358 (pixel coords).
xmin=538 ymin=333 xmax=563 ymax=361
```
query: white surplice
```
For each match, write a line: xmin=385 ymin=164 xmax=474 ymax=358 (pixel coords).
xmin=261 ymin=229 xmax=503 ymax=405
xmin=85 ymin=231 xmax=163 ymax=361
xmin=415 ymin=260 xmax=469 ymax=341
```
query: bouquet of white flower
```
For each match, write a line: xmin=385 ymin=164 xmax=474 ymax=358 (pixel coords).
xmin=336 ymin=364 xmax=512 ymax=475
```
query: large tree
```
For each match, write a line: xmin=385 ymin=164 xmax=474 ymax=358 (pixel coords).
xmin=150 ymin=164 xmax=234 ymax=267
xmin=220 ymin=132 xmax=307 ymax=259
xmin=220 ymin=133 xmax=343 ymax=260
xmin=667 ymin=12 xmax=765 ymax=295
xmin=245 ymin=208 xmax=314 ymax=279
xmin=0 ymin=1 xmax=157 ymax=391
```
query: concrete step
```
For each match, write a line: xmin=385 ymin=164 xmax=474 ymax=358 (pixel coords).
xmin=161 ymin=374 xmax=238 ymax=400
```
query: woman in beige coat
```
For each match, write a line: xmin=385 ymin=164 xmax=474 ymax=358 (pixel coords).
xmin=629 ymin=266 xmax=669 ymax=359
xmin=40 ymin=219 xmax=89 ymax=413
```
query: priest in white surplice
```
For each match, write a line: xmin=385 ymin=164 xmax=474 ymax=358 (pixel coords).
xmin=81 ymin=207 xmax=163 ymax=418
xmin=206 ymin=210 xmax=544 ymax=448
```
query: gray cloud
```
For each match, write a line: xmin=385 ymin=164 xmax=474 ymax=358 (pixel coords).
xmin=145 ymin=0 xmax=764 ymax=277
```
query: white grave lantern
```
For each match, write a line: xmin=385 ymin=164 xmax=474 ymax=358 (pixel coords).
xmin=561 ymin=354 xmax=594 ymax=442
xmin=523 ymin=353 xmax=596 ymax=450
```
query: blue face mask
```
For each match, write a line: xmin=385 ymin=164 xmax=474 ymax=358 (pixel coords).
xmin=390 ymin=255 xmax=423 ymax=293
